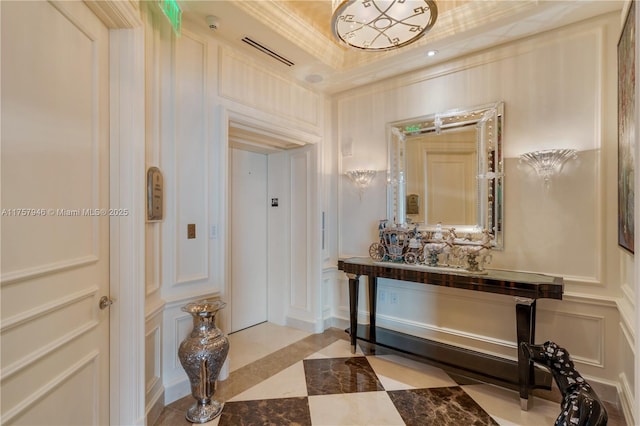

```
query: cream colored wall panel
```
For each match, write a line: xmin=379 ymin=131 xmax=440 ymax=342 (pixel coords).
xmin=146 ymin=313 xmax=165 ymax=426
xmin=1 ymin=0 xmax=100 ymax=278
xmin=341 ymin=274 xmax=614 ymax=369
xmin=337 ymin=18 xmax=610 ymax=285
xmin=175 ymin=32 xmax=209 ymax=285
xmin=172 ymin=314 xmax=193 ymax=370
xmin=290 ymin=151 xmax=310 ymax=311
xmin=3 ymin=352 xmax=99 ymax=425
xmin=537 ymin=310 xmax=605 ymax=366
xmin=143 ymin=4 xmax=165 ymax=296
xmin=374 ymin=279 xmax=520 ymax=356
xmin=618 ymin=322 xmax=635 ymax=424
xmin=496 ymin=152 xmax=601 ymax=282
xmin=146 ymin=325 xmax=161 ymax=393
xmin=146 ymin=224 xmax=162 ymax=294
xmin=219 ymin=47 xmax=319 ymax=128
xmin=618 ymin=286 xmax=635 ymax=349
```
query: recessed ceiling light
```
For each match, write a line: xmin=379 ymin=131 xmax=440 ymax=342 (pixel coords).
xmin=426 ymin=50 xmax=438 ymax=57
xmin=305 ymin=74 xmax=323 ymax=83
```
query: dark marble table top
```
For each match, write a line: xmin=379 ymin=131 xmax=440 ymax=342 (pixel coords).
xmin=338 ymin=257 xmax=563 ymax=300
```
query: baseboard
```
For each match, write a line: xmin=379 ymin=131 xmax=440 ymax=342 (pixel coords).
xmin=163 ymin=376 xmax=191 ymax=405
xmin=146 ymin=387 xmax=165 ymax=426
xmin=324 ymin=316 xmax=349 ymax=331
xmin=285 ymin=315 xmax=323 ymax=333
xmin=618 ymin=372 xmax=635 ymax=425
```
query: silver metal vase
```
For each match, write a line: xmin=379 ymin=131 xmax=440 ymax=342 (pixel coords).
xmin=178 ymin=299 xmax=230 ymax=423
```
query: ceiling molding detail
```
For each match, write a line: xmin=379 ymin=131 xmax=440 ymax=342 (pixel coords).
xmin=84 ymin=0 xmax=142 ymax=28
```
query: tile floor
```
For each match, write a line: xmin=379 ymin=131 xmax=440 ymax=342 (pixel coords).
xmin=155 ymin=323 xmax=626 ymax=426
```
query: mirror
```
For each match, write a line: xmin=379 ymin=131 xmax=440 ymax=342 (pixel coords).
xmin=386 ymin=101 xmax=504 ymax=248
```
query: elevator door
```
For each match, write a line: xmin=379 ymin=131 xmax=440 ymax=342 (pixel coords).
xmin=230 ymin=148 xmax=268 ymax=332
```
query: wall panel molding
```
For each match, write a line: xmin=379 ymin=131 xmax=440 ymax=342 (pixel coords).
xmin=218 ymin=46 xmax=320 ymax=128
xmin=339 ymin=307 xmax=606 ymax=368
xmin=618 ymin=372 xmax=635 ymax=425
xmin=551 ymin=311 xmax=605 ymax=367
xmin=145 ymin=325 xmax=161 ymax=393
xmin=173 ymin=31 xmax=210 ymax=287
xmin=145 ymin=297 xmax=166 ymax=320
xmin=289 ymin=150 xmax=310 ymax=312
xmin=562 ymin=292 xmax=619 ymax=308
xmin=377 ymin=312 xmax=517 ymax=353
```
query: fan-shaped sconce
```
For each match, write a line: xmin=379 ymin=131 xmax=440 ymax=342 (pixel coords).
xmin=345 ymin=169 xmax=377 ymax=200
xmin=519 ymin=149 xmax=577 ymax=187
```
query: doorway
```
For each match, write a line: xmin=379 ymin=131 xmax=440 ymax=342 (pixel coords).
xmin=230 ymin=148 xmax=268 ymax=332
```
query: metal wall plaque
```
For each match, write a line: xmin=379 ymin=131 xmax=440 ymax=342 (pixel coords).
xmin=147 ymin=166 xmax=164 ymax=222
xmin=407 ymin=194 xmax=420 ymax=215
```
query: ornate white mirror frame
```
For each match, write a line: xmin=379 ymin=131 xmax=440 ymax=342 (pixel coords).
xmin=386 ymin=101 xmax=505 ymax=249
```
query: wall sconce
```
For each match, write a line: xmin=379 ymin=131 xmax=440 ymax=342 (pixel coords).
xmin=345 ymin=169 xmax=377 ymax=200
xmin=519 ymin=149 xmax=577 ymax=187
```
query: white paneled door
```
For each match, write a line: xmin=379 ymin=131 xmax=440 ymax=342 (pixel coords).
xmin=230 ymin=148 xmax=268 ymax=332
xmin=1 ymin=1 xmax=110 ymax=424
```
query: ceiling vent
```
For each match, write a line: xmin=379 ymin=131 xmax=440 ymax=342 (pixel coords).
xmin=241 ymin=37 xmax=294 ymax=67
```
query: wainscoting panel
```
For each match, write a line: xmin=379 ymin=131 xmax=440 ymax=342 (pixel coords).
xmin=617 ymin=323 xmax=635 ymax=425
xmin=145 ymin=300 xmax=164 ymax=426
xmin=334 ymin=272 xmax=619 ymax=382
xmin=290 ymin=150 xmax=310 ymax=311
xmin=174 ymin=31 xmax=209 ymax=286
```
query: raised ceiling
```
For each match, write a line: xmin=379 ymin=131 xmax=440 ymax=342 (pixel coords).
xmin=181 ymin=1 xmax=622 ymax=94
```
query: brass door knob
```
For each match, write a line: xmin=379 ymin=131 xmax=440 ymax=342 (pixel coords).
xmin=99 ymin=296 xmax=114 ymax=310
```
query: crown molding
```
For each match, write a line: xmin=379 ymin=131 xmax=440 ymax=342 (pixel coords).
xmin=85 ymin=0 xmax=142 ymax=28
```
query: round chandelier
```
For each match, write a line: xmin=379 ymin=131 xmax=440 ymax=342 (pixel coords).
xmin=331 ymin=0 xmax=438 ymax=51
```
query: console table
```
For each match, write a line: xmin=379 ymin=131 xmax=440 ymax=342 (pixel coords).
xmin=337 ymin=257 xmax=564 ymax=410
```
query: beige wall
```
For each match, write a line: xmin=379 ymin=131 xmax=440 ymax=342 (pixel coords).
xmin=333 ymin=11 xmax=633 ymax=418
xmin=142 ymin=4 xmax=328 ymax=415
xmin=139 ymin=5 xmax=637 ymax=425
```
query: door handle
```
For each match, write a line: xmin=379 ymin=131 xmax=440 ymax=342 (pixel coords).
xmin=99 ymin=296 xmax=114 ymax=310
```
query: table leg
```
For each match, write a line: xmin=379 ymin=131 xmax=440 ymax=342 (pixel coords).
xmin=368 ymin=276 xmax=377 ymax=343
xmin=515 ymin=297 xmax=536 ymax=410
xmin=347 ymin=273 xmax=359 ymax=354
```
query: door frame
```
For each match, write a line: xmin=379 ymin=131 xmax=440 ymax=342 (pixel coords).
xmin=103 ymin=12 xmax=146 ymax=426
xmin=217 ymin=107 xmax=321 ymax=334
